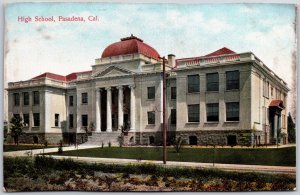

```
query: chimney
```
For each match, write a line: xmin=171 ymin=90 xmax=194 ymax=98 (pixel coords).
xmin=168 ymin=54 xmax=176 ymax=68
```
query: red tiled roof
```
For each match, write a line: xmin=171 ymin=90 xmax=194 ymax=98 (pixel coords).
xmin=32 ymin=72 xmax=66 ymax=81
xmin=204 ymin=47 xmax=236 ymax=57
xmin=269 ymin=100 xmax=284 ymax=108
xmin=101 ymin=35 xmax=160 ymax=60
xmin=66 ymin=71 xmax=92 ymax=81
xmin=32 ymin=71 xmax=92 ymax=82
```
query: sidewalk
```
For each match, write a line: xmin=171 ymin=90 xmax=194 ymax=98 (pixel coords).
xmin=4 ymin=145 xmax=296 ymax=175
xmin=3 ymin=145 xmax=98 ymax=157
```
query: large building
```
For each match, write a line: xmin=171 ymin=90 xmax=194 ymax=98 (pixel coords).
xmin=6 ymin=35 xmax=289 ymax=146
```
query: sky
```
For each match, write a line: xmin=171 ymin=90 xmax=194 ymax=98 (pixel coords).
xmin=4 ymin=2 xmax=297 ymax=114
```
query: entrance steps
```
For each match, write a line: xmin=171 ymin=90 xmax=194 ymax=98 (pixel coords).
xmin=82 ymin=132 xmax=121 ymax=146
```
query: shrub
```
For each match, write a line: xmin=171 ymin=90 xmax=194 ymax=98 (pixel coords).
xmin=173 ymin=137 xmax=183 ymax=153
xmin=58 ymin=140 xmax=63 ymax=153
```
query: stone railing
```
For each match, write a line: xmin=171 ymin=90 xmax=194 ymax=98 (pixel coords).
xmin=95 ymin=53 xmax=160 ymax=65
xmin=176 ymin=53 xmax=249 ymax=68
xmin=8 ymin=78 xmax=67 ymax=89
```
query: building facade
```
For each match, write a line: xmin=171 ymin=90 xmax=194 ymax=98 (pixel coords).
xmin=6 ymin=35 xmax=289 ymax=146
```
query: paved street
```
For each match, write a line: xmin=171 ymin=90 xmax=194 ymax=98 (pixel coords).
xmin=3 ymin=145 xmax=296 ymax=175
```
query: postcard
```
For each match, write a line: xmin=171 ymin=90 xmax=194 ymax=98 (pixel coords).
xmin=3 ymin=1 xmax=297 ymax=192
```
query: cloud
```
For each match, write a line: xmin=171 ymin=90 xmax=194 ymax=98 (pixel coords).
xmin=239 ymin=6 xmax=260 ymax=14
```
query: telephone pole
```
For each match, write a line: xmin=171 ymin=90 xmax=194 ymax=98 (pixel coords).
xmin=162 ymin=56 xmax=167 ymax=164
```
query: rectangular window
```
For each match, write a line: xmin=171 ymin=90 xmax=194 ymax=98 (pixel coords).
xmin=271 ymin=87 xmax=274 ymax=97
xmin=13 ymin=93 xmax=20 ymax=106
xmin=69 ymin=114 xmax=74 ymax=128
xmin=188 ymin=75 xmax=200 ymax=93
xmin=23 ymin=92 xmax=29 ymax=105
xmin=207 ymin=103 xmax=219 ymax=122
xmin=81 ymin=114 xmax=88 ymax=127
xmin=55 ymin=114 xmax=59 ymax=127
xmin=188 ymin=104 xmax=199 ymax=122
xmin=33 ymin=91 xmax=40 ymax=105
xmin=206 ymin=73 xmax=219 ymax=91
xmin=276 ymin=89 xmax=281 ymax=99
xmin=171 ymin=109 xmax=176 ymax=125
xmin=147 ymin=87 xmax=155 ymax=99
xmin=69 ymin=96 xmax=74 ymax=106
xmin=171 ymin=87 xmax=176 ymax=99
xmin=263 ymin=80 xmax=269 ymax=98
xmin=33 ymin=113 xmax=40 ymax=126
xmin=226 ymin=71 xmax=239 ymax=90
xmin=147 ymin=111 xmax=155 ymax=125
xmin=82 ymin=93 xmax=88 ymax=104
xmin=226 ymin=102 xmax=240 ymax=121
xmin=23 ymin=114 xmax=29 ymax=127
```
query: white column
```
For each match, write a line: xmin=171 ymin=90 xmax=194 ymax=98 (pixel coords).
xmin=129 ymin=85 xmax=135 ymax=130
xmin=117 ymin=86 xmax=124 ymax=131
xmin=95 ymin=89 xmax=101 ymax=132
xmin=106 ymin=87 xmax=112 ymax=132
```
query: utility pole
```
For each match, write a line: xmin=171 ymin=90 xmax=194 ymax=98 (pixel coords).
xmin=162 ymin=56 xmax=167 ymax=164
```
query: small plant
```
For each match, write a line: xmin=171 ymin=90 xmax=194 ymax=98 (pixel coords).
xmin=118 ymin=136 xmax=123 ymax=147
xmin=173 ymin=137 xmax=183 ymax=153
xmin=58 ymin=140 xmax=63 ymax=153
xmin=108 ymin=141 xmax=111 ymax=148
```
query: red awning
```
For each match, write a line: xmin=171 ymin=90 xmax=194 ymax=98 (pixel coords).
xmin=269 ymin=100 xmax=284 ymax=109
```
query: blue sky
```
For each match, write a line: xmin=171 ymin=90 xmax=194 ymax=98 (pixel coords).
xmin=5 ymin=3 xmax=296 ymax=88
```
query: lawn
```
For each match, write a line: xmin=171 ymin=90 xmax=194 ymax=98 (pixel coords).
xmin=3 ymin=144 xmax=57 ymax=152
xmin=48 ymin=146 xmax=296 ymax=167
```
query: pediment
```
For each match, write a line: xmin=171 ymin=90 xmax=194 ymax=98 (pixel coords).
xmin=92 ymin=66 xmax=133 ymax=78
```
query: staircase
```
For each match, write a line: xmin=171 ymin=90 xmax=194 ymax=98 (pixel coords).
xmin=82 ymin=132 xmax=121 ymax=146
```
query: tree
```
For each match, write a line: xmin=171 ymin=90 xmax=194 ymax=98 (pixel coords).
xmin=288 ymin=113 xmax=296 ymax=143
xmin=4 ymin=125 xmax=8 ymax=143
xmin=9 ymin=116 xmax=24 ymax=145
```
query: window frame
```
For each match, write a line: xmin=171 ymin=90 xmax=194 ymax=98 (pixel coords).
xmin=171 ymin=109 xmax=176 ymax=125
xmin=147 ymin=111 xmax=155 ymax=125
xmin=23 ymin=114 xmax=30 ymax=127
xmin=171 ymin=87 xmax=176 ymax=100
xmin=69 ymin=96 xmax=74 ymax=107
xmin=55 ymin=114 xmax=59 ymax=127
xmin=13 ymin=93 xmax=20 ymax=106
xmin=81 ymin=114 xmax=88 ymax=127
xmin=206 ymin=72 xmax=219 ymax=92
xmin=226 ymin=102 xmax=240 ymax=122
xmin=33 ymin=91 xmax=40 ymax=105
xmin=81 ymin=93 xmax=88 ymax=104
xmin=147 ymin=86 xmax=155 ymax=100
xmin=206 ymin=103 xmax=219 ymax=122
xmin=188 ymin=104 xmax=200 ymax=123
xmin=33 ymin=113 xmax=40 ymax=127
xmin=226 ymin=71 xmax=240 ymax=90
xmin=69 ymin=114 xmax=74 ymax=128
xmin=23 ymin=92 xmax=29 ymax=106
xmin=187 ymin=75 xmax=200 ymax=93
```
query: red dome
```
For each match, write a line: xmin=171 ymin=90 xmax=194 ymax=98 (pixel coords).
xmin=101 ymin=35 xmax=160 ymax=60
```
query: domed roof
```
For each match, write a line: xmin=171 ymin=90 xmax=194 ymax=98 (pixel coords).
xmin=101 ymin=35 xmax=160 ymax=60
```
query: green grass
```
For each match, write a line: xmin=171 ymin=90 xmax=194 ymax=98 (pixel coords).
xmin=47 ymin=146 xmax=296 ymax=167
xmin=3 ymin=145 xmax=57 ymax=152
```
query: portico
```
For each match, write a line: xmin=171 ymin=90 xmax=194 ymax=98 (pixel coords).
xmin=94 ymin=84 xmax=135 ymax=133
